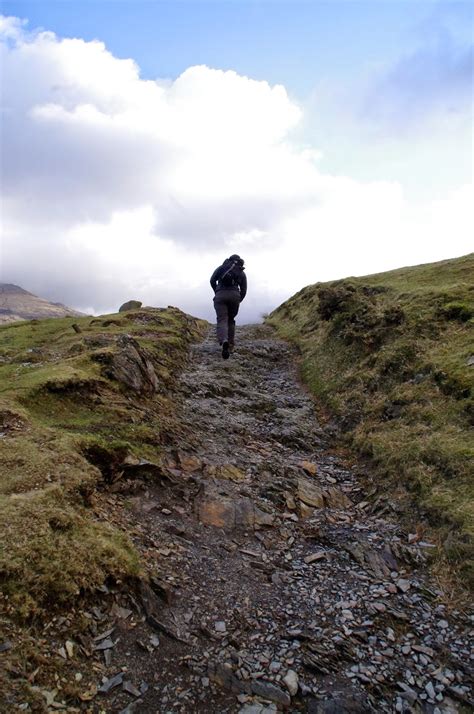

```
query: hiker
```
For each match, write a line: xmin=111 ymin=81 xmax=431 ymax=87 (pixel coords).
xmin=210 ymin=254 xmax=247 ymax=359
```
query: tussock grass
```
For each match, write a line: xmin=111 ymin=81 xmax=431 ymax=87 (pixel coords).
xmin=268 ymin=254 xmax=474 ymax=586
xmin=0 ymin=308 xmax=207 ymax=618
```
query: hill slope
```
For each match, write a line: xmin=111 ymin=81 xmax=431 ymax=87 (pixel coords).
xmin=0 ymin=308 xmax=206 ymax=616
xmin=268 ymin=254 xmax=474 ymax=583
xmin=0 ymin=283 xmax=85 ymax=323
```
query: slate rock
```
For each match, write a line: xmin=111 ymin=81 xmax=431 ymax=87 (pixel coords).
xmin=239 ymin=704 xmax=278 ymax=714
xmin=197 ymin=492 xmax=274 ymax=530
xmin=109 ymin=335 xmax=159 ymax=395
xmin=251 ymin=680 xmax=291 ymax=707
xmin=298 ymin=478 xmax=325 ymax=508
xmin=307 ymin=692 xmax=374 ymax=713
xmin=98 ymin=672 xmax=124 ymax=694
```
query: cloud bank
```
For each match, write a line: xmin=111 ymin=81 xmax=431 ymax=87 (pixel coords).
xmin=1 ymin=15 xmax=472 ymax=321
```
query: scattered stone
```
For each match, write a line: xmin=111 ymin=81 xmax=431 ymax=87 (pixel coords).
xmin=215 ymin=621 xmax=227 ymax=633
xmin=93 ymin=638 xmax=115 ymax=651
xmin=412 ymin=645 xmax=434 ymax=657
xmin=123 ymin=680 xmax=142 ymax=698
xmin=396 ymin=578 xmax=411 ymax=593
xmin=98 ymin=672 xmax=124 ymax=694
xmin=239 ymin=704 xmax=277 ymax=714
xmin=398 ymin=682 xmax=418 ymax=704
xmin=239 ymin=704 xmax=278 ymax=714
xmin=282 ymin=669 xmax=299 ymax=696
xmin=251 ymin=680 xmax=291 ymax=707
xmin=305 ymin=552 xmax=326 ymax=564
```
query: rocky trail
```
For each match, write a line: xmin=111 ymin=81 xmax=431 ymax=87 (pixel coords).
xmin=90 ymin=325 xmax=472 ymax=714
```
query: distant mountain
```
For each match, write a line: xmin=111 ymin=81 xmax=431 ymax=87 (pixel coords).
xmin=0 ymin=283 xmax=86 ymax=323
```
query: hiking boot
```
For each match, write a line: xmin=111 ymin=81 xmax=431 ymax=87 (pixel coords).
xmin=229 ymin=342 xmax=235 ymax=353
xmin=222 ymin=340 xmax=230 ymax=360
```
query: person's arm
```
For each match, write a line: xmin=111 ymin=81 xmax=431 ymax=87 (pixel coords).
xmin=210 ymin=267 xmax=221 ymax=293
xmin=239 ymin=272 xmax=247 ymax=301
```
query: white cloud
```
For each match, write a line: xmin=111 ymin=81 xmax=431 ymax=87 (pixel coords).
xmin=1 ymin=17 xmax=472 ymax=323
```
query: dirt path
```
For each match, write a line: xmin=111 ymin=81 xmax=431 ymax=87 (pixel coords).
xmin=97 ymin=325 xmax=472 ymax=714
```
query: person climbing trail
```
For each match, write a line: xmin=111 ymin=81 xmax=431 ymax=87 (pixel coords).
xmin=210 ymin=254 xmax=247 ymax=359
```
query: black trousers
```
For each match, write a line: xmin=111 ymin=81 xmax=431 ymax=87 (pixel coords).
xmin=213 ymin=289 xmax=241 ymax=344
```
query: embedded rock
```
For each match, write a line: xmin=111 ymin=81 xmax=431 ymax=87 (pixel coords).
xmin=109 ymin=335 xmax=159 ymax=395
xmin=297 ymin=478 xmax=325 ymax=508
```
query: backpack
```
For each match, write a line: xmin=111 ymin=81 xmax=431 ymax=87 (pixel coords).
xmin=218 ymin=259 xmax=242 ymax=288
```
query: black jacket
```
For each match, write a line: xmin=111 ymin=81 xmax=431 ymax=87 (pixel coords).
xmin=210 ymin=259 xmax=247 ymax=301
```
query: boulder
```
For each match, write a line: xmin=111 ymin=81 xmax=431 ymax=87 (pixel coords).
xmin=119 ymin=300 xmax=142 ymax=312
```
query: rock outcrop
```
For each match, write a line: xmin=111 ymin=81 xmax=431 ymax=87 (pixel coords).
xmin=109 ymin=334 xmax=159 ymax=395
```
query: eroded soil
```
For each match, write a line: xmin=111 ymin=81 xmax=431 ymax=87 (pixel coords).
xmin=78 ymin=325 xmax=472 ymax=713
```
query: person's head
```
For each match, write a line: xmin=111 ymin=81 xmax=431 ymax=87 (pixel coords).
xmin=229 ymin=254 xmax=244 ymax=267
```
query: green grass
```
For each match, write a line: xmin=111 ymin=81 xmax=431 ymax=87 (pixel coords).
xmin=268 ymin=253 xmax=474 ymax=586
xmin=0 ymin=308 xmax=207 ymax=617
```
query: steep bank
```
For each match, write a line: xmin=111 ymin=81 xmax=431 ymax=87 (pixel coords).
xmin=267 ymin=254 xmax=473 ymax=585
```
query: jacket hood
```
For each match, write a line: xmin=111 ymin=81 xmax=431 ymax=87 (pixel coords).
xmin=227 ymin=255 xmax=245 ymax=268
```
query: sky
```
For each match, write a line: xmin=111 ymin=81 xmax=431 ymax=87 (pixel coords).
xmin=1 ymin=1 xmax=472 ymax=321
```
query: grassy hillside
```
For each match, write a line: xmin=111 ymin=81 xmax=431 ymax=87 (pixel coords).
xmin=268 ymin=254 xmax=473 ymax=585
xmin=0 ymin=307 xmax=207 ymax=619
